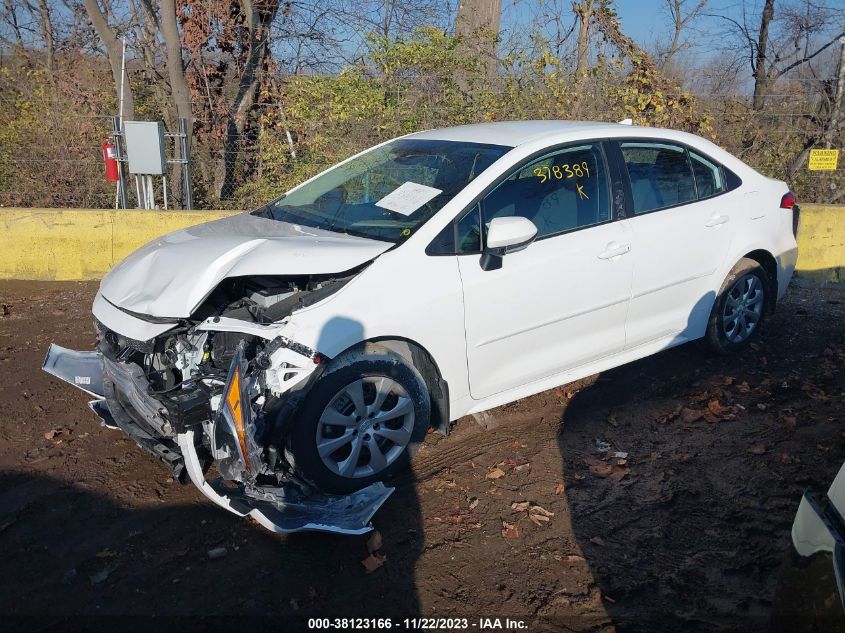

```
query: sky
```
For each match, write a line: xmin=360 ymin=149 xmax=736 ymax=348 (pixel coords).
xmin=612 ymin=0 xmax=743 ymax=47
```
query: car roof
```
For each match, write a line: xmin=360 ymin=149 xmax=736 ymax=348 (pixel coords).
xmin=407 ymin=120 xmax=638 ymax=147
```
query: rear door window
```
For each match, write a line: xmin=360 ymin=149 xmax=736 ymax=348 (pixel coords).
xmin=620 ymin=142 xmax=696 ymax=214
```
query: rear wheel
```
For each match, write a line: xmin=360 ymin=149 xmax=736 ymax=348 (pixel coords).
xmin=288 ymin=348 xmax=430 ymax=494
xmin=706 ymin=257 xmax=770 ymax=354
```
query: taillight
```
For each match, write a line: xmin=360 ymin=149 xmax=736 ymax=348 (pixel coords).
xmin=781 ymin=191 xmax=799 ymax=237
xmin=780 ymin=191 xmax=796 ymax=209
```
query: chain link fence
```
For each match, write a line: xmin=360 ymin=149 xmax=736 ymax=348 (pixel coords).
xmin=0 ymin=89 xmax=842 ymax=210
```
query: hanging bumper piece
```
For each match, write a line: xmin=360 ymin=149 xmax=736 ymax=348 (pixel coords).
xmin=42 ymin=343 xmax=393 ymax=535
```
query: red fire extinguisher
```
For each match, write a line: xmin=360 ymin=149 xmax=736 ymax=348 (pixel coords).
xmin=102 ymin=138 xmax=119 ymax=182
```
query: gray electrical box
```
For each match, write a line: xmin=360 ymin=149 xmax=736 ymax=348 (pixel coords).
xmin=124 ymin=121 xmax=167 ymax=175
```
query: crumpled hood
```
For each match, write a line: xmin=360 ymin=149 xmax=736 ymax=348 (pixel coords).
xmin=99 ymin=213 xmax=392 ymax=318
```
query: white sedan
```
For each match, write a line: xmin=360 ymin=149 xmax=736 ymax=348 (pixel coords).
xmin=44 ymin=121 xmax=799 ymax=533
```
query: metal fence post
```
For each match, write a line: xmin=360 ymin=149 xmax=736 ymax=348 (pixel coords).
xmin=112 ymin=116 xmax=129 ymax=209
xmin=179 ymin=118 xmax=194 ymax=210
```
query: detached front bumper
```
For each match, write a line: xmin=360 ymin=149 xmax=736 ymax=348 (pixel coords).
xmin=43 ymin=343 xmax=392 ymax=535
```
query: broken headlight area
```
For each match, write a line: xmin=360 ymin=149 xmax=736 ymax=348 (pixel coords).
xmin=43 ymin=273 xmax=393 ymax=534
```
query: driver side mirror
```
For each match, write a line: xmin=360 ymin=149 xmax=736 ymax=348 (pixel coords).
xmin=480 ymin=216 xmax=539 ymax=271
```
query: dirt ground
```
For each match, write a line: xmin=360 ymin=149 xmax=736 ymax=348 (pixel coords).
xmin=1 ymin=280 xmax=844 ymax=632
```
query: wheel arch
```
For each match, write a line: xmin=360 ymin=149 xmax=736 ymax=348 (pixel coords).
xmin=740 ymin=249 xmax=778 ymax=313
xmin=328 ymin=336 xmax=451 ymax=436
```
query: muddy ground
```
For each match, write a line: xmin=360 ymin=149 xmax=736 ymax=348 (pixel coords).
xmin=0 ymin=280 xmax=843 ymax=632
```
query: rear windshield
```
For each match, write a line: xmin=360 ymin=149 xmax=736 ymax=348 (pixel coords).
xmin=253 ymin=139 xmax=510 ymax=243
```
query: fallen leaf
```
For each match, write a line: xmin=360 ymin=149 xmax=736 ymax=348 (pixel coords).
xmin=513 ymin=463 xmax=530 ymax=474
xmin=736 ymin=381 xmax=751 ymax=393
xmin=361 ymin=552 xmax=386 ymax=574
xmin=501 ymin=521 xmax=519 ymax=540
xmin=680 ymin=407 xmax=704 ymax=423
xmin=707 ymin=399 xmax=730 ymax=417
xmin=584 ymin=457 xmax=613 ymax=478
xmin=749 ymin=444 xmax=766 ymax=455
xmin=366 ymin=530 xmax=382 ymax=554
xmin=609 ymin=467 xmax=631 ymax=482
xmin=590 ymin=536 xmax=605 ymax=546
xmin=656 ymin=404 xmax=682 ymax=424
xmin=468 ymin=497 xmax=479 ymax=510
xmin=554 ymin=483 xmax=565 ymax=495
xmin=486 ymin=468 xmax=506 ymax=480
xmin=529 ymin=504 xmax=554 ymax=518
xmin=511 ymin=502 xmax=555 ymax=527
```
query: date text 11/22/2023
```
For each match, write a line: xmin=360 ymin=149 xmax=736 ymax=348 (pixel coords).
xmin=306 ymin=617 xmax=529 ymax=630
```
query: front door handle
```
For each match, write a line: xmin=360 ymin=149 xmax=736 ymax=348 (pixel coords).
xmin=598 ymin=242 xmax=631 ymax=260
xmin=705 ymin=214 xmax=729 ymax=227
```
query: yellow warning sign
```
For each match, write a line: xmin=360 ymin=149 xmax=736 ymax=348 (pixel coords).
xmin=808 ymin=148 xmax=839 ymax=171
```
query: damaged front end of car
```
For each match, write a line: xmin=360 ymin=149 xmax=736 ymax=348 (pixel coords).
xmin=43 ymin=273 xmax=393 ymax=535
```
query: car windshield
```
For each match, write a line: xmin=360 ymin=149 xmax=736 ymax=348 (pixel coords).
xmin=252 ymin=138 xmax=510 ymax=243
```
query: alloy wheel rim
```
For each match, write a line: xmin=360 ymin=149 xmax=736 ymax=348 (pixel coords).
xmin=722 ymin=273 xmax=764 ymax=344
xmin=316 ymin=376 xmax=414 ymax=479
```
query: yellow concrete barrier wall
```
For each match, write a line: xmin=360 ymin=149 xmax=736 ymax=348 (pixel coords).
xmin=0 ymin=208 xmax=239 ymax=281
xmin=0 ymin=205 xmax=842 ymax=284
xmin=795 ymin=204 xmax=844 ymax=286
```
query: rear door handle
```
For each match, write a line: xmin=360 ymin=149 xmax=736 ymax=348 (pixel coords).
xmin=705 ymin=214 xmax=729 ymax=227
xmin=598 ymin=243 xmax=631 ymax=260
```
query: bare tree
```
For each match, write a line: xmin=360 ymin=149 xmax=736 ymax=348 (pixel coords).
xmin=157 ymin=0 xmax=190 ymax=128
xmin=572 ymin=0 xmax=595 ymax=75
xmin=658 ymin=0 xmax=707 ymax=70
xmin=712 ymin=0 xmax=844 ymax=110
xmin=33 ymin=0 xmax=55 ymax=75
xmin=752 ymin=0 xmax=775 ymax=110
xmin=218 ymin=0 xmax=282 ymax=198
xmin=82 ymin=0 xmax=135 ymax=119
xmin=455 ymin=0 xmax=501 ymax=77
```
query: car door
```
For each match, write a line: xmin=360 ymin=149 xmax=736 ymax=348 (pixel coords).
xmin=456 ymin=141 xmax=634 ymax=400
xmin=615 ymin=140 xmax=734 ymax=347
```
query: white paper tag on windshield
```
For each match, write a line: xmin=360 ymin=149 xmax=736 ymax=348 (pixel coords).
xmin=375 ymin=182 xmax=442 ymax=216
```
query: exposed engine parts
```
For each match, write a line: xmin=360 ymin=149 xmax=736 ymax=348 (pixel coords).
xmin=43 ymin=270 xmax=393 ymax=534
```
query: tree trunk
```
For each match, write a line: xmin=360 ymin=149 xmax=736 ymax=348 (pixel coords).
xmin=35 ymin=0 xmax=54 ymax=77
xmin=752 ymin=0 xmax=774 ymax=111
xmin=82 ymin=0 xmax=135 ymax=120
xmin=573 ymin=0 xmax=595 ymax=75
xmin=159 ymin=0 xmax=193 ymax=207
xmin=218 ymin=0 xmax=281 ymax=200
xmin=455 ymin=0 xmax=501 ymax=78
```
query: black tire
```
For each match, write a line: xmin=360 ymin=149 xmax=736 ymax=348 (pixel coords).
xmin=706 ymin=257 xmax=770 ymax=354
xmin=287 ymin=346 xmax=431 ymax=494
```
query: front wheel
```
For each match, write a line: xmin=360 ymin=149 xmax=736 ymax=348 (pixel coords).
xmin=287 ymin=348 xmax=431 ymax=494
xmin=706 ymin=257 xmax=770 ymax=354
